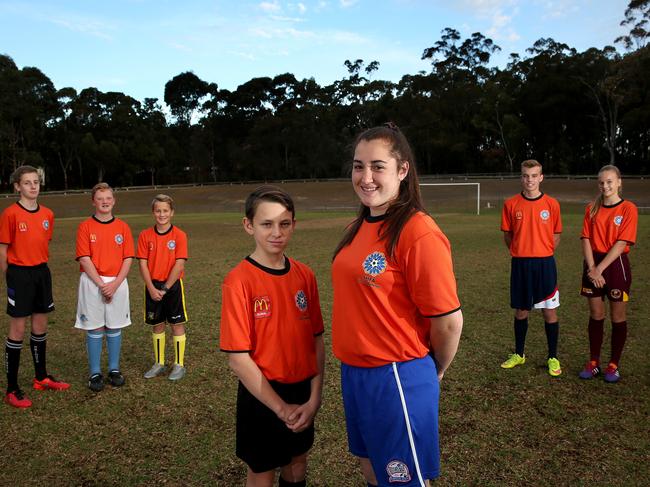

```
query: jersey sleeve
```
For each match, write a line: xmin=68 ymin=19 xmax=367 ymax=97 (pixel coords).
xmin=0 ymin=209 xmax=14 ymax=245
xmin=500 ymin=200 xmax=512 ymax=232
xmin=307 ymin=271 xmax=324 ymax=336
xmin=136 ymin=231 xmax=149 ymax=260
xmin=175 ymin=229 xmax=188 ymax=260
xmin=619 ymin=203 xmax=638 ymax=245
xmin=220 ymin=278 xmax=254 ymax=352
xmin=76 ymin=220 xmax=90 ymax=259
xmin=553 ymin=198 xmax=562 ymax=234
xmin=122 ymin=223 xmax=135 ymax=259
xmin=580 ymin=205 xmax=592 ymax=240
xmin=402 ymin=230 xmax=461 ymax=318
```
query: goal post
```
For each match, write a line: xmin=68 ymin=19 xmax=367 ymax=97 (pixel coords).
xmin=419 ymin=182 xmax=481 ymax=215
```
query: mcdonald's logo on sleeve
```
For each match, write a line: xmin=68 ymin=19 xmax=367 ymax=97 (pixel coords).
xmin=253 ymin=296 xmax=272 ymax=319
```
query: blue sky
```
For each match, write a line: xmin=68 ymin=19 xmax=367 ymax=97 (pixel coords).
xmin=0 ymin=0 xmax=630 ymax=103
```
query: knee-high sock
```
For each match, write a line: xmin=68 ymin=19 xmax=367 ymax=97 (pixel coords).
xmin=30 ymin=332 xmax=47 ymax=380
xmin=544 ymin=322 xmax=559 ymax=359
xmin=152 ymin=331 xmax=165 ymax=365
xmin=86 ymin=330 xmax=104 ymax=376
xmin=610 ymin=321 xmax=628 ymax=367
xmin=514 ymin=318 xmax=528 ymax=356
xmin=173 ymin=334 xmax=186 ymax=367
xmin=106 ymin=329 xmax=122 ymax=372
xmin=588 ymin=318 xmax=605 ymax=363
xmin=5 ymin=338 xmax=22 ymax=392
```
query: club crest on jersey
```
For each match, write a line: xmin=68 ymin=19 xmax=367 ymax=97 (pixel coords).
xmin=18 ymin=222 xmax=27 ymax=232
xmin=540 ymin=210 xmax=550 ymax=221
xmin=90 ymin=233 xmax=97 ymax=243
xmin=253 ymin=296 xmax=271 ymax=318
xmin=614 ymin=215 xmax=623 ymax=226
xmin=295 ymin=290 xmax=308 ymax=312
xmin=42 ymin=219 xmax=50 ymax=230
xmin=386 ymin=460 xmax=411 ymax=483
xmin=115 ymin=234 xmax=124 ymax=245
xmin=363 ymin=251 xmax=387 ymax=276
xmin=167 ymin=240 xmax=176 ymax=250
xmin=515 ymin=210 xmax=523 ymax=220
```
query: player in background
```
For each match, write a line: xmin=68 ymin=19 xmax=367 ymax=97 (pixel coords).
xmin=578 ymin=165 xmax=638 ymax=383
xmin=137 ymin=194 xmax=188 ymax=381
xmin=1 ymin=165 xmax=69 ymax=408
xmin=220 ymin=186 xmax=324 ymax=487
xmin=500 ymin=160 xmax=563 ymax=377
xmin=75 ymin=183 xmax=134 ymax=392
xmin=332 ymin=124 xmax=463 ymax=487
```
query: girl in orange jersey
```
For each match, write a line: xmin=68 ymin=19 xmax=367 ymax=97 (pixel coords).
xmin=332 ymin=124 xmax=463 ymax=487
xmin=579 ymin=165 xmax=638 ymax=383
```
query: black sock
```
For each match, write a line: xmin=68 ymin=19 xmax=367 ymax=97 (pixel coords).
xmin=545 ymin=322 xmax=559 ymax=359
xmin=5 ymin=338 xmax=22 ymax=392
xmin=514 ymin=318 xmax=528 ymax=356
xmin=278 ymin=477 xmax=306 ymax=487
xmin=30 ymin=332 xmax=47 ymax=380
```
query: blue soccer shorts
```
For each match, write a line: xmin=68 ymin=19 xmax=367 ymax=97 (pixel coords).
xmin=510 ymin=256 xmax=560 ymax=310
xmin=341 ymin=355 xmax=440 ymax=486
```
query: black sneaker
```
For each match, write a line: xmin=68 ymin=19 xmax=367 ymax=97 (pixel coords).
xmin=108 ymin=370 xmax=125 ymax=387
xmin=88 ymin=373 xmax=104 ymax=392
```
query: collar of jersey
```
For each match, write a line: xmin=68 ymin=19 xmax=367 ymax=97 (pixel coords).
xmin=365 ymin=213 xmax=387 ymax=223
xmin=92 ymin=215 xmax=115 ymax=224
xmin=245 ymin=255 xmax=291 ymax=276
xmin=155 ymin=224 xmax=173 ymax=236
xmin=520 ymin=191 xmax=544 ymax=201
xmin=16 ymin=201 xmax=40 ymax=213
xmin=603 ymin=198 xmax=624 ymax=209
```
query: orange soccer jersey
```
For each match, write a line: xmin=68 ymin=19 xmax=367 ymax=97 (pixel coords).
xmin=137 ymin=225 xmax=188 ymax=281
xmin=581 ymin=200 xmax=638 ymax=254
xmin=501 ymin=193 xmax=562 ymax=257
xmin=220 ymin=257 xmax=324 ymax=383
xmin=76 ymin=216 xmax=135 ymax=276
xmin=0 ymin=202 xmax=53 ymax=266
xmin=332 ymin=212 xmax=461 ymax=368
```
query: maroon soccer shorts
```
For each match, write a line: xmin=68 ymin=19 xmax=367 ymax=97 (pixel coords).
xmin=581 ymin=252 xmax=632 ymax=302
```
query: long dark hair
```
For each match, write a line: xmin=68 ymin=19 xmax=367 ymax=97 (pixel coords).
xmin=333 ymin=123 xmax=427 ymax=260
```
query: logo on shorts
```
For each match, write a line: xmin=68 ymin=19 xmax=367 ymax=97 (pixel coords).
xmin=386 ymin=460 xmax=411 ymax=483
xmin=540 ymin=210 xmax=550 ymax=221
xmin=18 ymin=222 xmax=27 ymax=232
xmin=582 ymin=287 xmax=594 ymax=295
xmin=253 ymin=296 xmax=271 ymax=318
xmin=295 ymin=290 xmax=308 ymax=311
xmin=90 ymin=233 xmax=97 ymax=243
xmin=610 ymin=289 xmax=622 ymax=299
xmin=147 ymin=311 xmax=155 ymax=320
xmin=167 ymin=240 xmax=176 ymax=250
xmin=80 ymin=314 xmax=88 ymax=322
xmin=363 ymin=251 xmax=387 ymax=276
xmin=115 ymin=234 xmax=124 ymax=245
xmin=515 ymin=211 xmax=523 ymax=220
xmin=42 ymin=219 xmax=50 ymax=230
xmin=614 ymin=215 xmax=623 ymax=226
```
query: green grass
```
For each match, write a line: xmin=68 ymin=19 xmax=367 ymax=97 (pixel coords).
xmin=0 ymin=202 xmax=648 ymax=485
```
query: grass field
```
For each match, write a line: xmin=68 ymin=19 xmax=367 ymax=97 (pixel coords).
xmin=0 ymin=181 xmax=648 ymax=486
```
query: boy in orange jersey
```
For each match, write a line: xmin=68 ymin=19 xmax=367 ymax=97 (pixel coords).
xmin=75 ymin=183 xmax=134 ymax=392
xmin=1 ymin=165 xmax=69 ymax=408
xmin=501 ymin=160 xmax=563 ymax=377
xmin=220 ymin=186 xmax=324 ymax=487
xmin=137 ymin=194 xmax=189 ymax=381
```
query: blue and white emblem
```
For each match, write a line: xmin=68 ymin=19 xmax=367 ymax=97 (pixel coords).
xmin=167 ymin=239 xmax=176 ymax=250
xmin=115 ymin=234 xmax=124 ymax=244
xmin=614 ymin=215 xmax=623 ymax=226
xmin=386 ymin=460 xmax=411 ymax=483
xmin=42 ymin=219 xmax=50 ymax=230
xmin=295 ymin=290 xmax=308 ymax=311
xmin=540 ymin=210 xmax=550 ymax=221
xmin=363 ymin=251 xmax=387 ymax=276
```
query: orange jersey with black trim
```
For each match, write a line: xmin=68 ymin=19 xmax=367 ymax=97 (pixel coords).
xmin=76 ymin=216 xmax=135 ymax=276
xmin=581 ymin=200 xmax=638 ymax=254
xmin=220 ymin=256 xmax=324 ymax=383
xmin=0 ymin=202 xmax=53 ymax=266
xmin=137 ymin=225 xmax=188 ymax=281
xmin=501 ymin=193 xmax=562 ymax=257
xmin=332 ymin=212 xmax=461 ymax=368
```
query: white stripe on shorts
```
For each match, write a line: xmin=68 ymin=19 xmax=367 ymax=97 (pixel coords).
xmin=619 ymin=256 xmax=627 ymax=282
xmin=392 ymin=362 xmax=426 ymax=487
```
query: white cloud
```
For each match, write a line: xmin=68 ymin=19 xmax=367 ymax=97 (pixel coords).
xmin=339 ymin=0 xmax=359 ymax=8
xmin=297 ymin=2 xmax=307 ymax=14
xmin=538 ymin=0 xmax=580 ymax=19
xmin=259 ymin=1 xmax=281 ymax=13
xmin=269 ymin=14 xmax=306 ymax=22
xmin=486 ymin=10 xmax=520 ymax=42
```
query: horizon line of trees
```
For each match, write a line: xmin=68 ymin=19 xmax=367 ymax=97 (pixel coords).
xmin=1 ymin=1 xmax=648 ymax=191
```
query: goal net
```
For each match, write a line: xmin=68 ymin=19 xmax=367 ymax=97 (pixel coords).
xmin=419 ymin=183 xmax=480 ymax=215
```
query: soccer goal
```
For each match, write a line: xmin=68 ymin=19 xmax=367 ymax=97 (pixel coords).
xmin=419 ymin=182 xmax=481 ymax=215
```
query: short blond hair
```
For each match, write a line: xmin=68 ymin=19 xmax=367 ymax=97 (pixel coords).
xmin=151 ymin=194 xmax=174 ymax=211
xmin=91 ymin=182 xmax=113 ymax=199
xmin=521 ymin=159 xmax=542 ymax=171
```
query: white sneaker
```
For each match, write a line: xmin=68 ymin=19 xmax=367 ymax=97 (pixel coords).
xmin=168 ymin=364 xmax=186 ymax=381
xmin=144 ymin=363 xmax=166 ymax=379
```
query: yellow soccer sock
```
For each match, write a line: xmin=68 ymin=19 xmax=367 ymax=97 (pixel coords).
xmin=173 ymin=334 xmax=186 ymax=367
xmin=152 ymin=331 xmax=166 ymax=365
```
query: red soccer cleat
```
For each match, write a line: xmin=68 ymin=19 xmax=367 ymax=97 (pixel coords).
xmin=5 ymin=389 xmax=32 ymax=408
xmin=33 ymin=375 xmax=71 ymax=391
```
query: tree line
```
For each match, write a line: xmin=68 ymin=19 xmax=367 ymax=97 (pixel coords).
xmin=0 ymin=1 xmax=648 ymax=191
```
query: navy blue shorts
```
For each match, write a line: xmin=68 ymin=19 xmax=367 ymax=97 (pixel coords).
xmin=341 ymin=355 xmax=440 ymax=486
xmin=510 ymin=256 xmax=559 ymax=311
xmin=6 ymin=263 xmax=54 ymax=318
